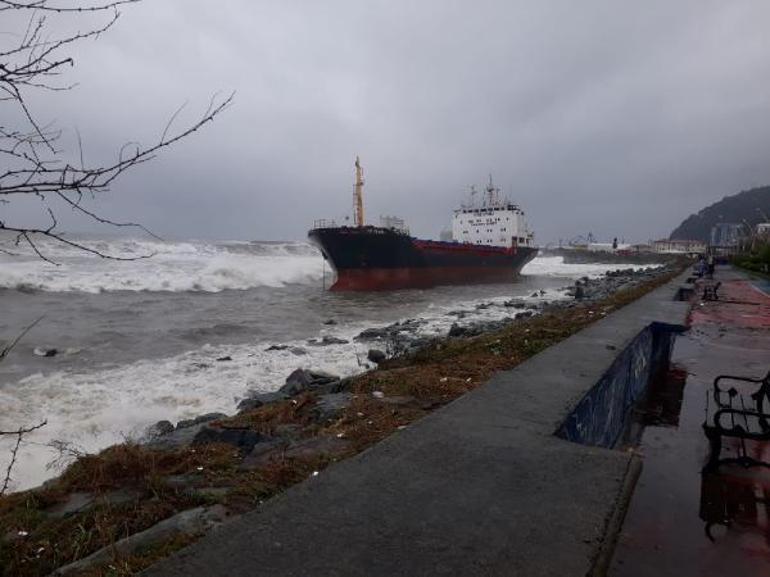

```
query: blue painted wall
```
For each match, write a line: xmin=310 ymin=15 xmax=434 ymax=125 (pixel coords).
xmin=556 ymin=323 xmax=677 ymax=448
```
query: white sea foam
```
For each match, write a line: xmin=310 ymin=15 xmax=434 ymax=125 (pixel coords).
xmin=0 ymin=238 xmax=324 ymax=293
xmin=0 ymin=330 xmax=372 ymax=492
xmin=521 ymin=255 xmax=651 ymax=278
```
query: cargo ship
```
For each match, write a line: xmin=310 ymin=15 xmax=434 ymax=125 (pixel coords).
xmin=308 ymin=158 xmax=538 ymax=291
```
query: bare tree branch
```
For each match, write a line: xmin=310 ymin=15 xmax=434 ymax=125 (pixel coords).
xmin=1 ymin=0 xmax=233 ymax=261
xmin=0 ymin=315 xmax=43 ymax=361
xmin=0 ymin=419 xmax=47 ymax=496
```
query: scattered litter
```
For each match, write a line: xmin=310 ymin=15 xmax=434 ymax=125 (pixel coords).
xmin=17 ymin=531 xmax=28 ymax=537
xmin=372 ymin=391 xmax=385 ymax=399
xmin=439 ymin=377 xmax=448 ymax=383
xmin=356 ymin=412 xmax=365 ymax=418
xmin=311 ymin=471 xmax=319 ymax=477
xmin=196 ymin=466 xmax=204 ymax=472
xmin=397 ymin=425 xmax=407 ymax=430
xmin=336 ymin=432 xmax=346 ymax=438
xmin=465 ymin=378 xmax=472 ymax=383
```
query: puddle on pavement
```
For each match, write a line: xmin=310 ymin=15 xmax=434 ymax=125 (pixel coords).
xmin=610 ymin=331 xmax=770 ymax=577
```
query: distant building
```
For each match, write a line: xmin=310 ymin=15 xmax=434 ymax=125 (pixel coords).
xmin=757 ymin=222 xmax=770 ymax=237
xmin=709 ymin=223 xmax=743 ymax=252
xmin=651 ymin=239 xmax=706 ymax=255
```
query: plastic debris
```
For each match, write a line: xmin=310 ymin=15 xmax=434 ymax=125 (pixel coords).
xmin=372 ymin=390 xmax=385 ymax=399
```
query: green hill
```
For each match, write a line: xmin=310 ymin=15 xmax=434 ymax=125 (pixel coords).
xmin=669 ymin=186 xmax=770 ymax=241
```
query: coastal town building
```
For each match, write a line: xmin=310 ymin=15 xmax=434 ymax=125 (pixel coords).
xmin=650 ymin=239 xmax=706 ymax=255
xmin=709 ymin=223 xmax=743 ymax=251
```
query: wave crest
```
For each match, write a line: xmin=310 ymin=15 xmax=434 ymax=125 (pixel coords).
xmin=0 ymin=238 xmax=324 ymax=293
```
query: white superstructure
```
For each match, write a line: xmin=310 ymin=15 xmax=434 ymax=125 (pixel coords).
xmin=451 ymin=176 xmax=534 ymax=248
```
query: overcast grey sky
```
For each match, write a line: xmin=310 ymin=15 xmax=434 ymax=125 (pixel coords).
xmin=6 ymin=0 xmax=770 ymax=244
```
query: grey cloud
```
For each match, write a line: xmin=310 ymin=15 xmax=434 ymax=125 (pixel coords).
xmin=6 ymin=0 xmax=770 ymax=244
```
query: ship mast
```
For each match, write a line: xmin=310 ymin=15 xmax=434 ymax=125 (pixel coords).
xmin=353 ymin=156 xmax=365 ymax=227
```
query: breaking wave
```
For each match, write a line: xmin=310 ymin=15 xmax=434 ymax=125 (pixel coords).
xmin=521 ymin=256 xmax=651 ymax=278
xmin=0 ymin=238 xmax=325 ymax=293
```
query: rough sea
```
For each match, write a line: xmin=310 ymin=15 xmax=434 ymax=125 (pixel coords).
xmin=0 ymin=235 xmax=644 ymax=491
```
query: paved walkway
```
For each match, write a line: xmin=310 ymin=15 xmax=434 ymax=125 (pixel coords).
xmin=144 ymin=274 xmax=690 ymax=577
xmin=611 ymin=267 xmax=770 ymax=577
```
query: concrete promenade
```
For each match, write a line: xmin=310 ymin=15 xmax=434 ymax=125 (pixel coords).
xmin=145 ymin=273 xmax=691 ymax=577
xmin=611 ymin=266 xmax=770 ymax=577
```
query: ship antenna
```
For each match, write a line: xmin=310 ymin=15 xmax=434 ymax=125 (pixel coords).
xmin=354 ymin=156 xmax=365 ymax=227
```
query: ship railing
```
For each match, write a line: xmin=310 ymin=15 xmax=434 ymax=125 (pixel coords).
xmin=312 ymin=219 xmax=338 ymax=229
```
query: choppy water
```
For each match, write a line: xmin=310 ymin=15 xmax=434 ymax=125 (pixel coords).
xmin=0 ymin=235 xmax=648 ymax=491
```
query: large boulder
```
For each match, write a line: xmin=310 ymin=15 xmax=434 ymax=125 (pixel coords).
xmin=367 ymin=349 xmax=386 ymax=364
xmin=307 ymin=335 xmax=349 ymax=346
xmin=176 ymin=413 xmax=227 ymax=430
xmin=313 ymin=393 xmax=353 ymax=423
xmin=145 ymin=420 xmax=174 ymax=439
xmin=354 ymin=327 xmax=389 ymax=341
xmin=278 ymin=369 xmax=342 ymax=397
xmin=237 ymin=391 xmax=287 ymax=413
xmin=192 ymin=426 xmax=264 ymax=452
xmin=448 ymin=323 xmax=467 ymax=338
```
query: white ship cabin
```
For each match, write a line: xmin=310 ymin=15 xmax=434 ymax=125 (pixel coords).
xmin=451 ymin=178 xmax=534 ymax=248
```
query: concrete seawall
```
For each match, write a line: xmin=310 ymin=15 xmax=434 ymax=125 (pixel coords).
xmin=556 ymin=321 xmax=681 ymax=448
xmin=146 ymin=272 xmax=691 ymax=577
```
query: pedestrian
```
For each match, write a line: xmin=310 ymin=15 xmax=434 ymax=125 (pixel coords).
xmin=707 ymin=253 xmax=715 ymax=278
xmin=696 ymin=255 xmax=706 ymax=278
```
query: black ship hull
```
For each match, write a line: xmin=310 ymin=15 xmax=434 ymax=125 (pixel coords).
xmin=308 ymin=226 xmax=538 ymax=291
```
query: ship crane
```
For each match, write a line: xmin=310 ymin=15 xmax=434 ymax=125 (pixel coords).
xmin=353 ymin=156 xmax=365 ymax=227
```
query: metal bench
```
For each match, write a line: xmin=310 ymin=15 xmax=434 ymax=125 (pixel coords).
xmin=702 ymin=370 xmax=770 ymax=471
xmin=702 ymin=281 xmax=721 ymax=301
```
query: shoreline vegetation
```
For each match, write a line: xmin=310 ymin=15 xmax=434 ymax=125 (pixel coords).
xmin=0 ymin=261 xmax=685 ymax=577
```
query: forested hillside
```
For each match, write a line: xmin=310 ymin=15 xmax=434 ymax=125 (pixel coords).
xmin=670 ymin=186 xmax=770 ymax=241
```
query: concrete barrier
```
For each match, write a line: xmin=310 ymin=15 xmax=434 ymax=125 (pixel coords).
xmin=556 ymin=321 xmax=682 ymax=448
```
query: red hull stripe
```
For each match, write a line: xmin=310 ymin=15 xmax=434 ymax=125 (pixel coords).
xmin=412 ymin=239 xmax=518 ymax=256
xmin=330 ymin=267 xmax=522 ymax=291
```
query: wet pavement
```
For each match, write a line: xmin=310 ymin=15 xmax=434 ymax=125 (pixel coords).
xmin=611 ymin=267 xmax=770 ymax=577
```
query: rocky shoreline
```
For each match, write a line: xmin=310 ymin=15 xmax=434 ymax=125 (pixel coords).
xmin=143 ymin=264 xmax=674 ymax=458
xmin=0 ymin=263 xmax=684 ymax=577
